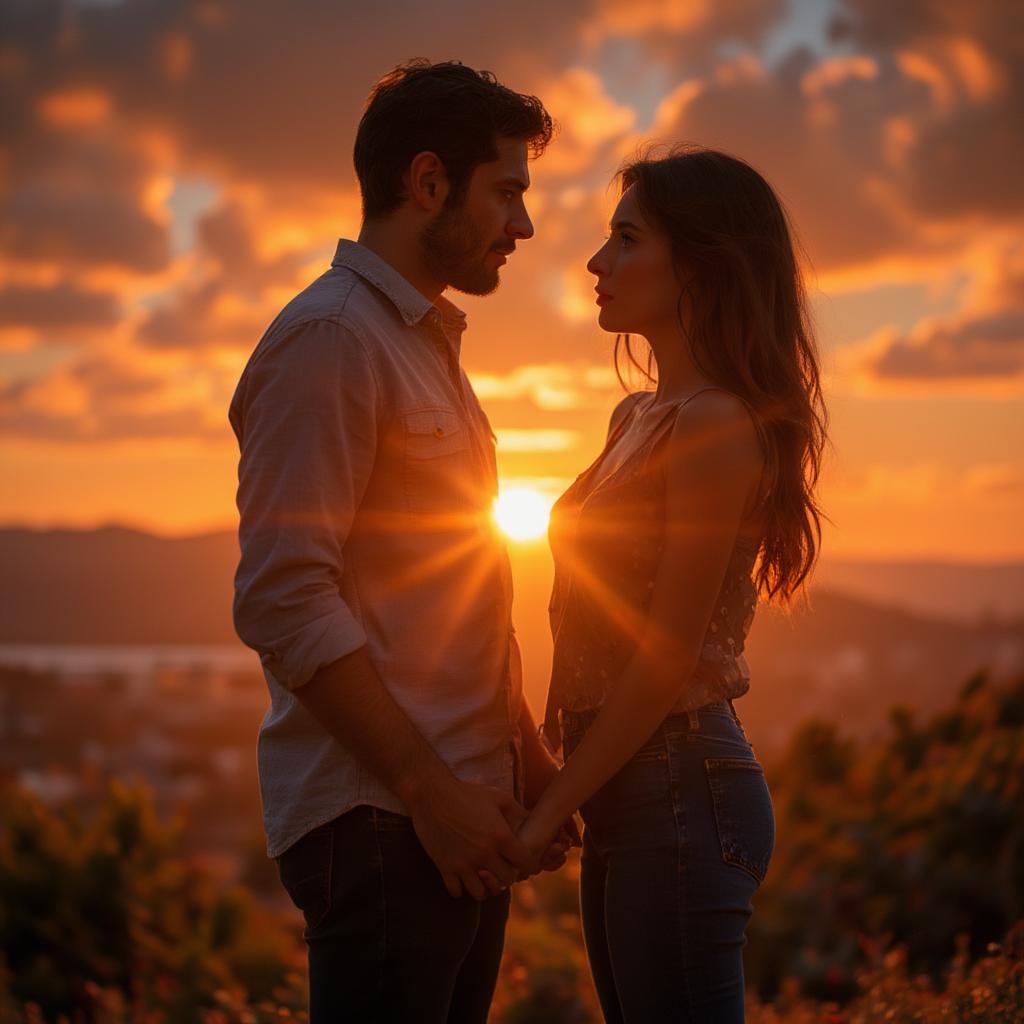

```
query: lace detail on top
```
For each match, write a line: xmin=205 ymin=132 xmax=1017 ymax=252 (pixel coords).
xmin=545 ymin=389 xmax=764 ymax=717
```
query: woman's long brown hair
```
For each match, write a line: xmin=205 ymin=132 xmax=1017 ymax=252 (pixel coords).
xmin=614 ymin=144 xmax=830 ymax=604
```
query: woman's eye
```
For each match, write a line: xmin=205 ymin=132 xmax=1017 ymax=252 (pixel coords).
xmin=619 ymin=233 xmax=634 ymax=247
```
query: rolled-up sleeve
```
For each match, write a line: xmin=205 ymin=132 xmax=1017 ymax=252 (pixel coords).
xmin=229 ymin=318 xmax=378 ymax=690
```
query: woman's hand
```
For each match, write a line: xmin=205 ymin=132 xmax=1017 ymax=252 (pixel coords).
xmin=517 ymin=809 xmax=572 ymax=875
xmin=476 ymin=811 xmax=577 ymax=894
xmin=474 ymin=700 xmax=583 ymax=895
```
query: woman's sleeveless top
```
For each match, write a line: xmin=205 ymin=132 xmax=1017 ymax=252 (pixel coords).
xmin=544 ymin=387 xmax=766 ymax=724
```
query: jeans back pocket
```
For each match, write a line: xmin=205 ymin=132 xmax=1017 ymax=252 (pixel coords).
xmin=704 ymin=757 xmax=775 ymax=883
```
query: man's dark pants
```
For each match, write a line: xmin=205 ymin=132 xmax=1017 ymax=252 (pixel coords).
xmin=277 ymin=804 xmax=510 ymax=1022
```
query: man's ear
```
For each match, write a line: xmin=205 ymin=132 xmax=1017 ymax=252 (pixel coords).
xmin=407 ymin=151 xmax=449 ymax=211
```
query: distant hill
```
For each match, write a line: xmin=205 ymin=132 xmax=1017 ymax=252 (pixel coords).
xmin=0 ymin=526 xmax=239 ymax=645
xmin=1 ymin=525 xmax=1021 ymax=755
xmin=812 ymin=557 xmax=1024 ymax=624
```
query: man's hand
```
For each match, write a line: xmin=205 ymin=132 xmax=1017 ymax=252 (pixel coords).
xmin=407 ymin=775 xmax=534 ymax=901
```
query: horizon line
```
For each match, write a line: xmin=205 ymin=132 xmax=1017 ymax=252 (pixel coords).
xmin=1 ymin=519 xmax=1023 ymax=568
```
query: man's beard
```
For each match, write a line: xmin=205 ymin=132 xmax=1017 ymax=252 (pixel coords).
xmin=420 ymin=201 xmax=502 ymax=296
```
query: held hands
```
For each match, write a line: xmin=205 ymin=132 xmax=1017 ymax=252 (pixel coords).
xmin=515 ymin=810 xmax=580 ymax=878
xmin=409 ymin=734 xmax=582 ymax=901
xmin=520 ymin=733 xmax=582 ymax=868
xmin=408 ymin=776 xmax=535 ymax=901
xmin=476 ymin=804 xmax=577 ymax=895
xmin=478 ymin=736 xmax=582 ymax=891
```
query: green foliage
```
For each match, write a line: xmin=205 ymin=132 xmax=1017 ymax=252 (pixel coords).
xmin=0 ymin=780 xmax=305 ymax=1024
xmin=747 ymin=930 xmax=1024 ymax=1023
xmin=2 ymin=671 xmax=1024 ymax=1022
xmin=748 ymin=671 xmax=1024 ymax=1001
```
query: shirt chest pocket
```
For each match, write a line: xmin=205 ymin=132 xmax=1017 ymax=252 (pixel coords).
xmin=402 ymin=407 xmax=480 ymax=516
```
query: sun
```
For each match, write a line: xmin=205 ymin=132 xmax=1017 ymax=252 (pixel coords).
xmin=492 ymin=487 xmax=552 ymax=542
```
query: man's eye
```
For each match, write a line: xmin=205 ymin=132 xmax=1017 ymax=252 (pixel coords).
xmin=502 ymin=190 xmax=516 ymax=200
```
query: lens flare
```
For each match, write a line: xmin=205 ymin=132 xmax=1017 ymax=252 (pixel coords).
xmin=492 ymin=487 xmax=552 ymax=542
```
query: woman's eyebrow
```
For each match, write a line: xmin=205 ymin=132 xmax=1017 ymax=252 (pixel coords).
xmin=610 ymin=219 xmax=643 ymax=231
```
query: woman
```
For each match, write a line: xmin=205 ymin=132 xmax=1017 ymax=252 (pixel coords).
xmin=517 ymin=146 xmax=828 ymax=1022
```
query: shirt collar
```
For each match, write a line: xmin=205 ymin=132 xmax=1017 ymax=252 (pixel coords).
xmin=331 ymin=239 xmax=467 ymax=333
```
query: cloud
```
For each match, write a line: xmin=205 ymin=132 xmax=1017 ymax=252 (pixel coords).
xmin=0 ymin=0 xmax=597 ymax=191
xmin=533 ymin=68 xmax=636 ymax=176
xmin=828 ymin=461 xmax=944 ymax=501
xmin=833 ymin=459 xmax=1024 ymax=503
xmin=0 ymin=350 xmax=238 ymax=444
xmin=0 ymin=280 xmax=120 ymax=333
xmin=471 ymin=362 xmax=619 ymax=410
xmin=495 ymin=428 xmax=582 ymax=452
xmin=962 ymin=463 xmax=1024 ymax=497
xmin=0 ymin=125 xmax=173 ymax=274
xmin=856 ymin=313 xmax=1024 ymax=385
xmin=844 ymin=241 xmax=1024 ymax=391
xmin=609 ymin=0 xmax=1023 ymax=288
xmin=830 ymin=0 xmax=1024 ymax=221
xmin=135 ymin=199 xmax=318 ymax=350
xmin=640 ymin=50 xmax=949 ymax=276
xmin=0 ymin=0 xmax=1020 ymax=535
xmin=585 ymin=0 xmax=786 ymax=61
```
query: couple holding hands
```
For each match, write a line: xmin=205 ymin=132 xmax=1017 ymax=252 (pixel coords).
xmin=230 ymin=58 xmax=826 ymax=1024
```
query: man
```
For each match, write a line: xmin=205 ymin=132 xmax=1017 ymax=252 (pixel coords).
xmin=229 ymin=60 xmax=573 ymax=1022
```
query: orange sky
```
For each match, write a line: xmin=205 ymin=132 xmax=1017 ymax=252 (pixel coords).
xmin=1 ymin=0 xmax=1022 ymax=562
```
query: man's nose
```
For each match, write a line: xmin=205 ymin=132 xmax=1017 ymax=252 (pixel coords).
xmin=508 ymin=206 xmax=534 ymax=241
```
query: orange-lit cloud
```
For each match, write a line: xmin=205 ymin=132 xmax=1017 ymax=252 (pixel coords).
xmin=495 ymin=428 xmax=582 ymax=452
xmin=535 ymin=68 xmax=635 ymax=176
xmin=0 ymin=0 xmax=1021 ymax=561
xmin=472 ymin=363 xmax=618 ymax=411
xmin=585 ymin=0 xmax=785 ymax=61
xmin=962 ymin=463 xmax=1024 ymax=497
xmin=0 ymin=350 xmax=238 ymax=444
xmin=0 ymin=281 xmax=120 ymax=335
xmin=37 ymin=87 xmax=112 ymax=127
xmin=843 ymin=241 xmax=1024 ymax=393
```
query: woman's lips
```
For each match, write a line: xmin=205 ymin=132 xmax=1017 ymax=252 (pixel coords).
xmin=596 ymin=292 xmax=612 ymax=306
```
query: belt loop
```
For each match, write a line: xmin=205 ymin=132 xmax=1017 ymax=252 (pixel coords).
xmin=687 ymin=708 xmax=700 ymax=730
xmin=727 ymin=698 xmax=742 ymax=725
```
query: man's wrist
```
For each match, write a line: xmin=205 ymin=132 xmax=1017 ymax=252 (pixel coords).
xmin=394 ymin=757 xmax=452 ymax=811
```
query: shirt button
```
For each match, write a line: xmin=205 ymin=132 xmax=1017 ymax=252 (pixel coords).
xmin=434 ymin=426 xmax=445 ymax=438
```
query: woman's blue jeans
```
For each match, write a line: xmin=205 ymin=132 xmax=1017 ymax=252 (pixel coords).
xmin=561 ymin=699 xmax=775 ymax=1023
